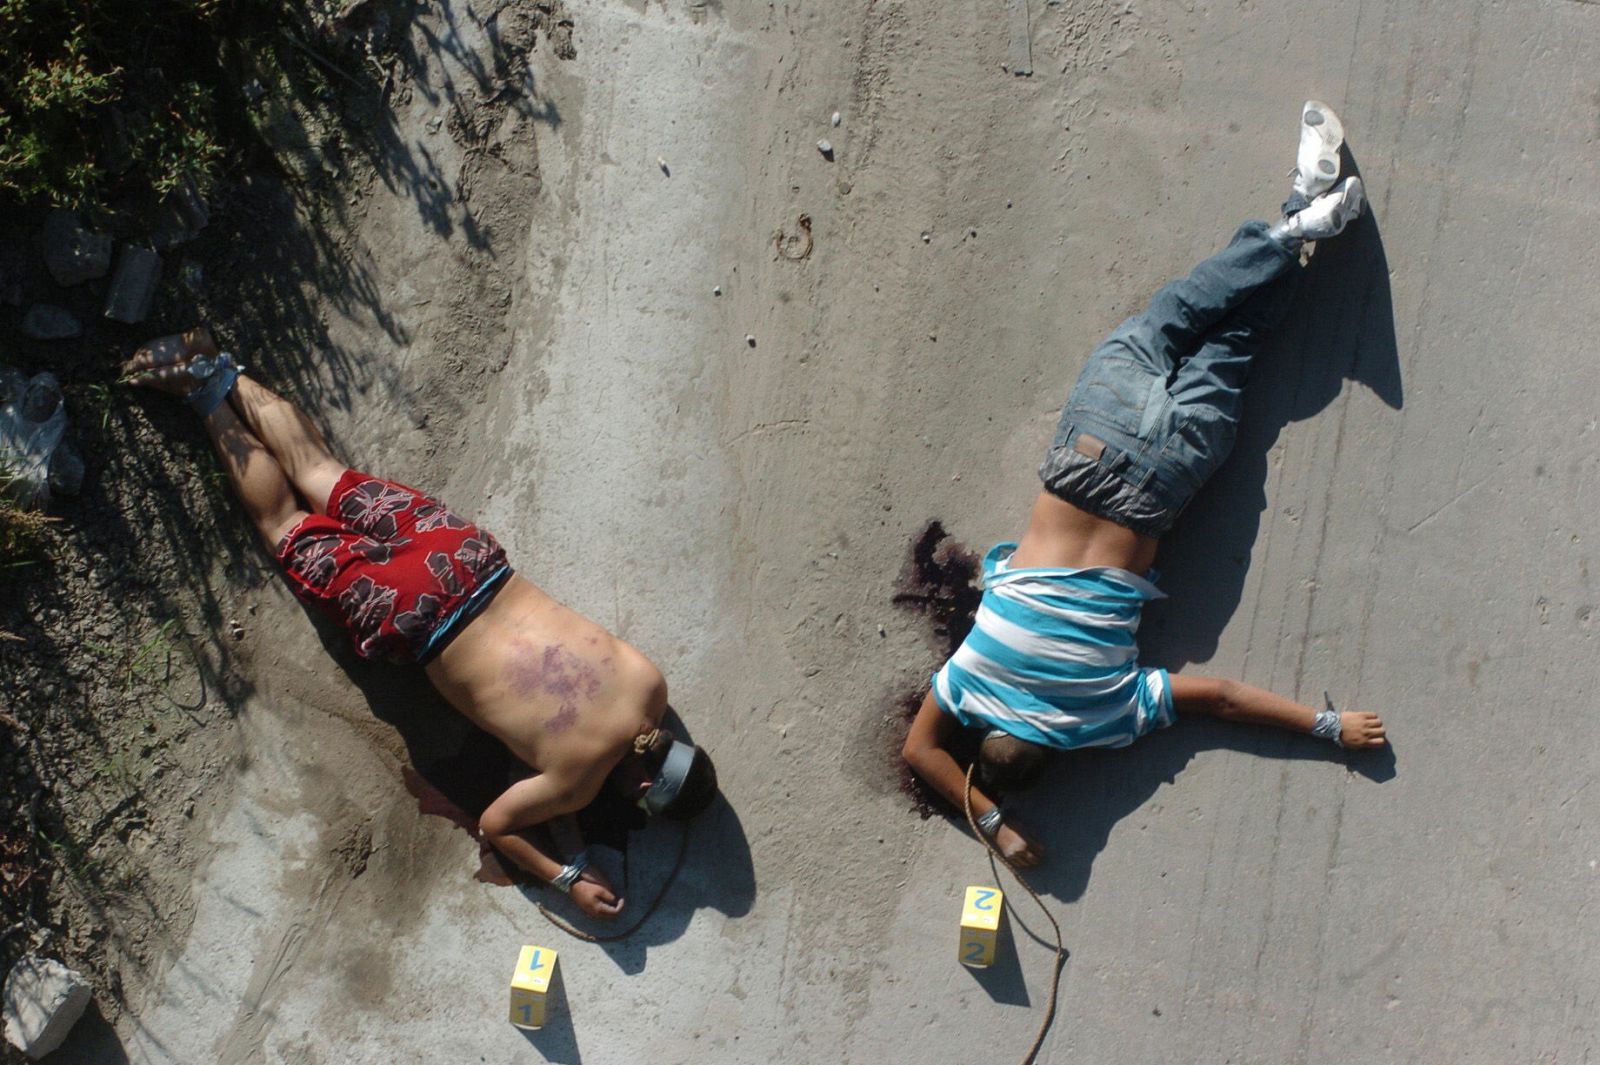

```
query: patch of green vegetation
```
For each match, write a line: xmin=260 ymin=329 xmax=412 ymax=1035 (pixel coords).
xmin=0 ymin=0 xmax=229 ymax=211
xmin=0 ymin=0 xmax=372 ymax=218
xmin=0 ymin=463 xmax=55 ymax=579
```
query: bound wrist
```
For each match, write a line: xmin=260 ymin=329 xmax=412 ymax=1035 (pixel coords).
xmin=976 ymin=807 xmax=1004 ymax=839
xmin=549 ymin=849 xmax=590 ymax=893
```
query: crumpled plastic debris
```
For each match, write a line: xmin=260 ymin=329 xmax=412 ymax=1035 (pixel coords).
xmin=0 ymin=367 xmax=68 ymax=509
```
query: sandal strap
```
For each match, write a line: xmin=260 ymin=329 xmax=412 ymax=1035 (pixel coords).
xmin=187 ymin=352 xmax=243 ymax=417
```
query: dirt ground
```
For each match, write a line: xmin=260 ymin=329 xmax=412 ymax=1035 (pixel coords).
xmin=5 ymin=0 xmax=1599 ymax=1062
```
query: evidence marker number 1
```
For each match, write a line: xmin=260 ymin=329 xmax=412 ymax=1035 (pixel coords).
xmin=959 ymin=885 xmax=1004 ymax=968
xmin=509 ymin=945 xmax=557 ymax=1029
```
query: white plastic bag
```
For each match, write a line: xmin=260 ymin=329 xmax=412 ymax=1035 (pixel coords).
xmin=0 ymin=367 xmax=68 ymax=509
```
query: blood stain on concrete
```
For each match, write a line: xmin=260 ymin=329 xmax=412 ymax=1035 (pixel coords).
xmin=887 ymin=520 xmax=983 ymax=819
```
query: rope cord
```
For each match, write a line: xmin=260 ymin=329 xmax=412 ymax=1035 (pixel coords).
xmin=964 ymin=764 xmax=1066 ymax=1065
xmin=537 ymin=820 xmax=690 ymax=943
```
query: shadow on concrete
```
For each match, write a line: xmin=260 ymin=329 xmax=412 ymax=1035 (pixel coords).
xmin=997 ymin=719 xmax=1393 ymax=905
xmin=961 ymin=901 xmax=1036 ymax=1007
xmin=52 ymin=998 xmax=131 ymax=1064
xmin=1144 ymin=153 xmax=1401 ymax=671
xmin=519 ymin=965 xmax=580 ymax=1064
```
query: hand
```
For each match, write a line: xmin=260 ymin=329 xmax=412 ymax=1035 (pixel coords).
xmin=1339 ymin=710 xmax=1387 ymax=749
xmin=994 ymin=820 xmax=1043 ymax=868
xmin=570 ymin=875 xmax=624 ymax=920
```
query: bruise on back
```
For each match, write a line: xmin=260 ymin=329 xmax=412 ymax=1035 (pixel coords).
xmin=503 ymin=641 xmax=605 ymax=733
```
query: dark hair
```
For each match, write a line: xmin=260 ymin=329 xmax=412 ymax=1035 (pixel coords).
xmin=977 ymin=732 xmax=1048 ymax=791
xmin=660 ymin=746 xmax=718 ymax=821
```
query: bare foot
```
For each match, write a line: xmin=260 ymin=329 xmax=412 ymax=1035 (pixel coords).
xmin=120 ymin=326 xmax=219 ymax=394
xmin=1340 ymin=711 xmax=1387 ymax=749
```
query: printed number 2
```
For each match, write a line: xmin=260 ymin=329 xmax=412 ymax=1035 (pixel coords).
xmin=974 ymin=889 xmax=996 ymax=910
xmin=519 ymin=1003 xmax=533 ymax=1024
xmin=963 ymin=940 xmax=987 ymax=964
xmin=528 ymin=950 xmax=544 ymax=972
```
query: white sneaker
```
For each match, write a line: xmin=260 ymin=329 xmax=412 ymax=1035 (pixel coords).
xmin=1284 ymin=176 xmax=1365 ymax=240
xmin=1291 ymin=100 xmax=1345 ymax=201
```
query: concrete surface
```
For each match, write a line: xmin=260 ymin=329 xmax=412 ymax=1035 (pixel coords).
xmin=72 ymin=0 xmax=1600 ymax=1062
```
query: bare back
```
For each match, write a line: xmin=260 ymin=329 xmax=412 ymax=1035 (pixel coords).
xmin=424 ymin=575 xmax=667 ymax=781
xmin=1008 ymin=490 xmax=1160 ymax=574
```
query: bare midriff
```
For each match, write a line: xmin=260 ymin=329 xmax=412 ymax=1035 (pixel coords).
xmin=1007 ymin=490 xmax=1160 ymax=575
xmin=423 ymin=574 xmax=667 ymax=776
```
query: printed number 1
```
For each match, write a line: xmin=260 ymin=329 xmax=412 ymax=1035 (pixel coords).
xmin=963 ymin=940 xmax=987 ymax=964
xmin=974 ymin=889 xmax=996 ymax=910
xmin=528 ymin=950 xmax=544 ymax=972
xmin=519 ymin=1003 xmax=532 ymax=1024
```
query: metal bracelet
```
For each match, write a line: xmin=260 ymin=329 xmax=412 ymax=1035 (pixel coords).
xmin=975 ymin=807 xmax=1004 ymax=839
xmin=549 ymin=850 xmax=589 ymax=894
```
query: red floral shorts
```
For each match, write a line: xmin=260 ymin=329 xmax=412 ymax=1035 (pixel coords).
xmin=273 ymin=469 xmax=510 ymax=663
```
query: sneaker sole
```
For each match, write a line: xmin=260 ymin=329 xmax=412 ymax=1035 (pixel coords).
xmin=1298 ymin=100 xmax=1346 ymax=198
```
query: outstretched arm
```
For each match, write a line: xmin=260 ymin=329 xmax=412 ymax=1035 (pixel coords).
xmin=479 ymin=769 xmax=624 ymax=919
xmin=1169 ymin=674 xmax=1387 ymax=749
xmin=901 ymin=691 xmax=1043 ymax=866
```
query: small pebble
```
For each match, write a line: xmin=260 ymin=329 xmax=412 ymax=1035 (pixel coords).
xmin=713 ymin=286 xmax=722 ymax=296
xmin=745 ymin=334 xmax=757 ymax=348
xmin=816 ymin=139 xmax=834 ymax=159
xmin=920 ymin=232 xmax=931 ymax=243
xmin=657 ymin=156 xmax=670 ymax=175
xmin=831 ymin=111 xmax=842 ymax=126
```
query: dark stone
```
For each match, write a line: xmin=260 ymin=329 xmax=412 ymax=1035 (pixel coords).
xmin=48 ymin=443 xmax=85 ymax=497
xmin=151 ymin=176 xmax=210 ymax=250
xmin=21 ymin=304 xmax=83 ymax=341
xmin=102 ymin=246 xmax=162 ymax=324
xmin=19 ymin=373 xmax=63 ymax=422
xmin=41 ymin=210 xmax=113 ymax=286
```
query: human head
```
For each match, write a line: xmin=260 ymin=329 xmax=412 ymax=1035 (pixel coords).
xmin=613 ymin=726 xmax=720 ymax=821
xmin=977 ymin=729 xmax=1048 ymax=791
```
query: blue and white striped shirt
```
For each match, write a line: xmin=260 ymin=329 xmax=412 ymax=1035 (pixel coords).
xmin=930 ymin=543 xmax=1175 ymax=750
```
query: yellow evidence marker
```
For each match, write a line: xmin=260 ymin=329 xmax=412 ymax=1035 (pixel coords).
xmin=959 ymin=885 xmax=1004 ymax=968
xmin=509 ymin=945 xmax=557 ymax=1029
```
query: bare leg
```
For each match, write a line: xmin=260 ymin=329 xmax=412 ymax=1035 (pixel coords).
xmin=201 ymin=401 xmax=310 ymax=548
xmin=1170 ymin=674 xmax=1387 ymax=749
xmin=121 ymin=331 xmax=309 ymax=546
xmin=225 ymin=375 xmax=349 ymax=516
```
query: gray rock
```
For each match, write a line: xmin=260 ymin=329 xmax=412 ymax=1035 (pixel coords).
xmin=151 ymin=175 xmax=210 ymax=251
xmin=48 ymin=443 xmax=84 ymax=497
xmin=20 ymin=305 xmax=82 ymax=341
xmin=19 ymin=374 xmax=62 ymax=422
xmin=3 ymin=956 xmax=92 ymax=1060
xmin=103 ymin=246 xmax=162 ymax=324
xmin=41 ymin=210 xmax=112 ymax=286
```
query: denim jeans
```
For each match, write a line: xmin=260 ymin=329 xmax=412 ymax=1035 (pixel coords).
xmin=1039 ymin=221 xmax=1302 ymax=536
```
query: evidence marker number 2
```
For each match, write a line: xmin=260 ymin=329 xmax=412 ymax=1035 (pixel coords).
xmin=959 ymin=885 xmax=1004 ymax=968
